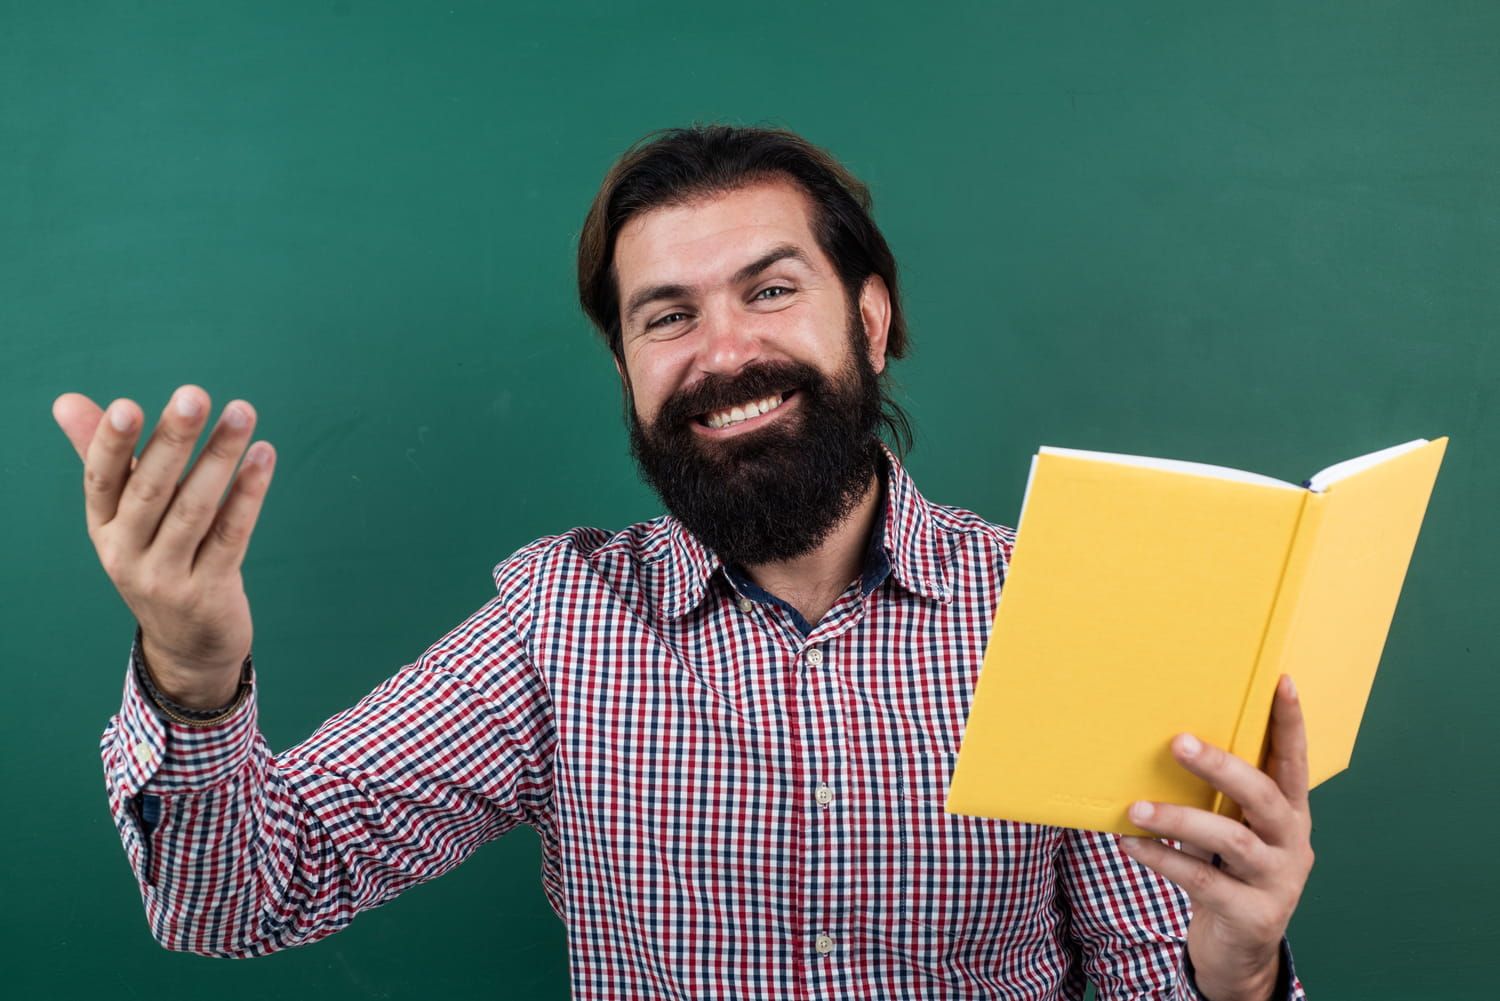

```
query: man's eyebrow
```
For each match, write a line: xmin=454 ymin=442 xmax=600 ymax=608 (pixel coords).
xmin=624 ymin=282 xmax=693 ymax=324
xmin=730 ymin=243 xmax=812 ymax=285
xmin=622 ymin=243 xmax=814 ymax=325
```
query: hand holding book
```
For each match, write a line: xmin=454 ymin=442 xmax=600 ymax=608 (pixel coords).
xmin=1122 ymin=674 xmax=1313 ymax=1001
xmin=945 ymin=436 xmax=1447 ymax=998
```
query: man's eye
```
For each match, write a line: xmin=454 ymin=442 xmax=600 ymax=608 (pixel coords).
xmin=754 ymin=286 xmax=794 ymax=301
xmin=647 ymin=311 xmax=689 ymax=330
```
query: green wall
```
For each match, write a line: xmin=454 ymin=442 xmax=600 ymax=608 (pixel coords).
xmin=5 ymin=2 xmax=1495 ymax=997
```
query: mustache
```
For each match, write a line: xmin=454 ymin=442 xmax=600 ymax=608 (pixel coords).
xmin=655 ymin=361 xmax=822 ymax=428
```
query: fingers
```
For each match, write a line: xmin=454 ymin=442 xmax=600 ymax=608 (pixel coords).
xmin=1122 ymin=690 xmax=1318 ymax=964
xmin=1126 ymin=799 xmax=1271 ymax=880
xmin=150 ymin=400 xmax=259 ymax=567
xmin=79 ymin=397 xmax=145 ymax=537
xmin=1267 ymin=675 xmax=1311 ymax=812
xmin=110 ymin=386 xmax=213 ymax=552
xmin=193 ymin=440 xmax=277 ymax=576
xmin=1164 ymin=732 xmax=1303 ymax=849
xmin=73 ymin=387 xmax=274 ymax=580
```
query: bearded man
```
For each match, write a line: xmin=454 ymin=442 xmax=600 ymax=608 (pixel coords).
xmin=58 ymin=125 xmax=1313 ymax=999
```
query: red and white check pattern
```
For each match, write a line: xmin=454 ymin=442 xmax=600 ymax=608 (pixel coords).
xmin=102 ymin=449 xmax=1303 ymax=999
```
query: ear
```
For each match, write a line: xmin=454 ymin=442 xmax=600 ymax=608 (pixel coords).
xmin=857 ymin=274 xmax=892 ymax=375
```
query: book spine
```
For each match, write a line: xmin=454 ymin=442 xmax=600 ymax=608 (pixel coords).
xmin=1211 ymin=490 xmax=1327 ymax=821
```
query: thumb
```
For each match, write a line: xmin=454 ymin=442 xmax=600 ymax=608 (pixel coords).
xmin=53 ymin=393 xmax=138 ymax=469
xmin=52 ymin=392 xmax=107 ymax=462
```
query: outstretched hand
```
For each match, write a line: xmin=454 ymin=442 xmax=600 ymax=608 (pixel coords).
xmin=52 ymin=387 xmax=276 ymax=708
xmin=1119 ymin=674 xmax=1313 ymax=1001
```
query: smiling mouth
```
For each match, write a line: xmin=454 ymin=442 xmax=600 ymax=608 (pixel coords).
xmin=697 ymin=390 xmax=796 ymax=430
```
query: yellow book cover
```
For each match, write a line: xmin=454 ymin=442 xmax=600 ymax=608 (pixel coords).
xmin=945 ymin=437 xmax=1448 ymax=836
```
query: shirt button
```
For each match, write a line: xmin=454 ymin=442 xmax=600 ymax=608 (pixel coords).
xmin=814 ymin=782 xmax=834 ymax=807
xmin=132 ymin=741 xmax=155 ymax=768
xmin=736 ymin=596 xmax=753 ymax=614
xmin=814 ymin=932 xmax=835 ymax=955
xmin=805 ymin=647 xmax=824 ymax=668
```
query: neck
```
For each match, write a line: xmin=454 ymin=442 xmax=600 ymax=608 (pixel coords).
xmin=743 ymin=471 xmax=883 ymax=628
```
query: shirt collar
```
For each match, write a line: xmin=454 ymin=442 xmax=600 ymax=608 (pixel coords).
xmin=875 ymin=443 xmax=954 ymax=604
xmin=657 ymin=443 xmax=953 ymax=621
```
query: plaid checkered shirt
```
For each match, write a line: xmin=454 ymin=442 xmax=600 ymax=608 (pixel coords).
xmin=101 ymin=448 xmax=1304 ymax=999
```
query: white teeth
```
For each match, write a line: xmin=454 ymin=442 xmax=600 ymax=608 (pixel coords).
xmin=705 ymin=392 xmax=785 ymax=429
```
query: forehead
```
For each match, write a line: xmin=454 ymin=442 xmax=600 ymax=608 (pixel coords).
xmin=613 ymin=179 xmax=827 ymax=294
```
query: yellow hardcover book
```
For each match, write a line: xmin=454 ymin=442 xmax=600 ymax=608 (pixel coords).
xmin=944 ymin=437 xmax=1447 ymax=835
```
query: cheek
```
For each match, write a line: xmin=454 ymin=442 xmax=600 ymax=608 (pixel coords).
xmin=782 ymin=301 xmax=852 ymax=364
xmin=624 ymin=381 xmax=658 ymax=427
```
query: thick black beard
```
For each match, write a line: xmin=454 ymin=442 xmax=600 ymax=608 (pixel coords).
xmin=627 ymin=319 xmax=883 ymax=568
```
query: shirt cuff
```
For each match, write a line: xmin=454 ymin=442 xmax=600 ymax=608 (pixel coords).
xmin=112 ymin=628 xmax=259 ymax=799
xmin=1182 ymin=936 xmax=1298 ymax=1000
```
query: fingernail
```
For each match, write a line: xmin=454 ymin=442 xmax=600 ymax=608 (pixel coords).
xmin=1179 ymin=733 xmax=1202 ymax=757
xmin=225 ymin=405 xmax=248 ymax=430
xmin=109 ymin=404 xmax=134 ymax=432
xmin=244 ymin=443 xmax=267 ymax=466
xmin=1285 ymin=676 xmax=1298 ymax=699
xmin=1130 ymin=800 xmax=1154 ymax=823
xmin=176 ymin=391 xmax=203 ymax=418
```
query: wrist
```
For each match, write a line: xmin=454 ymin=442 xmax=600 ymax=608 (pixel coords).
xmin=1191 ymin=950 xmax=1282 ymax=1001
xmin=138 ymin=638 xmax=241 ymax=709
xmin=1198 ymin=976 xmax=1278 ymax=1001
xmin=135 ymin=630 xmax=250 ymax=712
xmin=150 ymin=667 xmax=241 ymax=710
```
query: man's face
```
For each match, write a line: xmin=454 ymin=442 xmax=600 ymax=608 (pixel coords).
xmin=612 ymin=179 xmax=892 ymax=566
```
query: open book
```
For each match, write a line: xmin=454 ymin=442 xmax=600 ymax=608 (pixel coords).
xmin=945 ymin=437 xmax=1448 ymax=835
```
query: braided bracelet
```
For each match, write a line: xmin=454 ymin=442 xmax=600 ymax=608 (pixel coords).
xmin=132 ymin=626 xmax=254 ymax=729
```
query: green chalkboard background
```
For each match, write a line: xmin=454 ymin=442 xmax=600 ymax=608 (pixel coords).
xmin=5 ymin=2 xmax=1495 ymax=998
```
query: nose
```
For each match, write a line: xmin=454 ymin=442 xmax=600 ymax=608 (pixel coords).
xmin=694 ymin=301 xmax=763 ymax=377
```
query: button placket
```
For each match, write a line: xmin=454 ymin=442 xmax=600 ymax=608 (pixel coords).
xmin=793 ymin=637 xmax=845 ymax=978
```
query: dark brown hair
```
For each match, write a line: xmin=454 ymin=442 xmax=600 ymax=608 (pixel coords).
xmin=577 ymin=124 xmax=913 ymax=454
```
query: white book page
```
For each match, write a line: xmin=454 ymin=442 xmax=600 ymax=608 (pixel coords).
xmin=1033 ymin=439 xmax=1430 ymax=496
xmin=1016 ymin=454 xmax=1041 ymax=529
xmin=1305 ymin=439 xmax=1429 ymax=492
xmin=1038 ymin=446 xmax=1300 ymax=490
